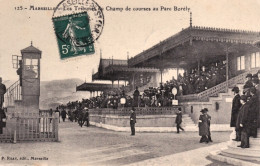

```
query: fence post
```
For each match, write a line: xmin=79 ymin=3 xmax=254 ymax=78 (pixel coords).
xmin=13 ymin=118 xmax=17 ymax=144
xmin=55 ymin=114 xmax=59 ymax=142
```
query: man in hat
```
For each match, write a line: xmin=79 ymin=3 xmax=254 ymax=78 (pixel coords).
xmin=236 ymin=95 xmax=250 ymax=148
xmin=243 ymin=74 xmax=253 ymax=96
xmin=230 ymin=86 xmax=242 ymax=141
xmin=133 ymin=86 xmax=140 ymax=107
xmin=130 ymin=107 xmax=136 ymax=136
xmin=204 ymin=108 xmax=213 ymax=142
xmin=0 ymin=78 xmax=6 ymax=109
xmin=175 ymin=108 xmax=184 ymax=133
xmin=198 ymin=108 xmax=209 ymax=143
xmin=253 ymin=79 xmax=260 ymax=129
xmin=83 ymin=107 xmax=90 ymax=127
xmin=247 ymin=87 xmax=259 ymax=138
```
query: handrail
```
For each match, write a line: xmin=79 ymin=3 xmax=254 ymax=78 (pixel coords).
xmin=178 ymin=68 xmax=260 ymax=102
xmin=4 ymin=80 xmax=22 ymax=107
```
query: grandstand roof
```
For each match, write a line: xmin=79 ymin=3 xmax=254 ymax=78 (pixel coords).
xmin=128 ymin=26 xmax=260 ymax=68
xmin=76 ymin=82 xmax=115 ymax=91
xmin=92 ymin=58 xmax=160 ymax=81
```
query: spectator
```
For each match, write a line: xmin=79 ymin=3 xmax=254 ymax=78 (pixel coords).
xmin=133 ymin=86 xmax=140 ymax=107
xmin=0 ymin=77 xmax=6 ymax=109
xmin=199 ymin=108 xmax=209 ymax=143
xmin=247 ymin=87 xmax=258 ymax=138
xmin=130 ymin=107 xmax=136 ymax=136
xmin=230 ymin=87 xmax=242 ymax=141
xmin=236 ymin=95 xmax=250 ymax=148
xmin=61 ymin=109 xmax=67 ymax=122
xmin=175 ymin=108 xmax=184 ymax=133
xmin=204 ymin=108 xmax=213 ymax=142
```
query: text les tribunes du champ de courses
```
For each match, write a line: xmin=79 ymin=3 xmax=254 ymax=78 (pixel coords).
xmin=14 ymin=5 xmax=191 ymax=12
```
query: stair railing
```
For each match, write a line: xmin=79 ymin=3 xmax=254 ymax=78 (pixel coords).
xmin=178 ymin=68 xmax=260 ymax=102
xmin=4 ymin=80 xmax=22 ymax=107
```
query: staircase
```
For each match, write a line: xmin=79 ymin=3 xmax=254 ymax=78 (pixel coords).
xmin=178 ymin=67 xmax=260 ymax=102
xmin=3 ymin=80 xmax=22 ymax=113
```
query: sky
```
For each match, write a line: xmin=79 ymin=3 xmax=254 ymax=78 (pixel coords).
xmin=1 ymin=0 xmax=260 ymax=82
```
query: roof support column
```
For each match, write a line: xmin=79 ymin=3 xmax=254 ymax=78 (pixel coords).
xmin=132 ymin=73 xmax=135 ymax=90
xmin=197 ymin=59 xmax=200 ymax=75
xmin=118 ymin=78 xmax=120 ymax=88
xmin=160 ymin=69 xmax=163 ymax=84
xmin=225 ymin=45 xmax=229 ymax=88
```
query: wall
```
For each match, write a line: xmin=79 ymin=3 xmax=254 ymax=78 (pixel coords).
xmin=90 ymin=114 xmax=177 ymax=127
xmin=181 ymin=94 xmax=232 ymax=124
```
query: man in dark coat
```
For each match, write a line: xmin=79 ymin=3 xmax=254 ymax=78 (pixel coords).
xmin=199 ymin=109 xmax=209 ymax=143
xmin=61 ymin=109 xmax=67 ymax=122
xmin=133 ymin=87 xmax=140 ymax=107
xmin=204 ymin=108 xmax=213 ymax=142
xmin=243 ymin=74 xmax=253 ymax=97
xmin=130 ymin=107 xmax=136 ymax=136
xmin=236 ymin=95 xmax=250 ymax=148
xmin=83 ymin=108 xmax=90 ymax=127
xmin=0 ymin=78 xmax=7 ymax=109
xmin=247 ymin=87 xmax=259 ymax=138
xmin=253 ymin=79 xmax=260 ymax=129
xmin=230 ymin=87 xmax=242 ymax=141
xmin=175 ymin=108 xmax=184 ymax=133
xmin=0 ymin=108 xmax=6 ymax=134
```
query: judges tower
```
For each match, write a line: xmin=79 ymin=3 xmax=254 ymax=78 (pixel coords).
xmin=20 ymin=42 xmax=41 ymax=113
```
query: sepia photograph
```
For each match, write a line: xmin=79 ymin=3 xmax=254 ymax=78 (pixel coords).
xmin=0 ymin=0 xmax=260 ymax=165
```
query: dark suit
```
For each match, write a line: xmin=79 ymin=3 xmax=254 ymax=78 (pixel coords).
xmin=243 ymin=80 xmax=253 ymax=96
xmin=255 ymin=84 xmax=260 ymax=128
xmin=175 ymin=112 xmax=184 ymax=133
xmin=230 ymin=94 xmax=242 ymax=140
xmin=0 ymin=83 xmax=6 ymax=108
xmin=130 ymin=111 xmax=136 ymax=135
xmin=236 ymin=103 xmax=250 ymax=148
xmin=206 ymin=114 xmax=212 ymax=142
xmin=199 ymin=114 xmax=209 ymax=143
xmin=247 ymin=95 xmax=259 ymax=137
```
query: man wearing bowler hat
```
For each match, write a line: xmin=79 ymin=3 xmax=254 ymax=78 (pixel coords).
xmin=236 ymin=95 xmax=250 ymax=148
xmin=198 ymin=108 xmax=209 ymax=143
xmin=247 ymin=87 xmax=259 ymax=138
xmin=243 ymin=74 xmax=253 ymax=97
xmin=130 ymin=107 xmax=136 ymax=136
xmin=230 ymin=86 xmax=242 ymax=141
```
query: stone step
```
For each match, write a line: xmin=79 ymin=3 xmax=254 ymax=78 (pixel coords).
xmin=221 ymin=147 xmax=260 ymax=161
xmin=228 ymin=143 xmax=260 ymax=150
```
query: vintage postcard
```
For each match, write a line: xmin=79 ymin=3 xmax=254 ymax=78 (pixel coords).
xmin=0 ymin=0 xmax=260 ymax=165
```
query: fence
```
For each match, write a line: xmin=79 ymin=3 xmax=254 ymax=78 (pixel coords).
xmin=0 ymin=113 xmax=59 ymax=143
xmin=89 ymin=106 xmax=184 ymax=116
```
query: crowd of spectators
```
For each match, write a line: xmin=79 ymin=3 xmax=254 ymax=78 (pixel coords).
xmin=230 ymin=71 xmax=260 ymax=148
xmin=59 ymin=61 xmax=233 ymax=109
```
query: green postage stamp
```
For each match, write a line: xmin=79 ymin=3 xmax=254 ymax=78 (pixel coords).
xmin=52 ymin=12 xmax=95 ymax=59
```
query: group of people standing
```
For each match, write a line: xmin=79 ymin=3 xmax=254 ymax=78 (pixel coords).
xmin=58 ymin=106 xmax=90 ymax=127
xmin=230 ymin=72 xmax=260 ymax=148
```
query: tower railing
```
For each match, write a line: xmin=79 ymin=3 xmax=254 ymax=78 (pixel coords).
xmin=4 ymin=80 xmax=22 ymax=107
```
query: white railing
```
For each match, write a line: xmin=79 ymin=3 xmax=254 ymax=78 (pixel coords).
xmin=4 ymin=80 xmax=22 ymax=107
xmin=178 ymin=68 xmax=260 ymax=102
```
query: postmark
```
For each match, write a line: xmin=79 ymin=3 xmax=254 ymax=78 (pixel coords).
xmin=52 ymin=0 xmax=104 ymax=59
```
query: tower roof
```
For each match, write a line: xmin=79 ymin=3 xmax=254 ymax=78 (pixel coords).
xmin=21 ymin=45 xmax=41 ymax=53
